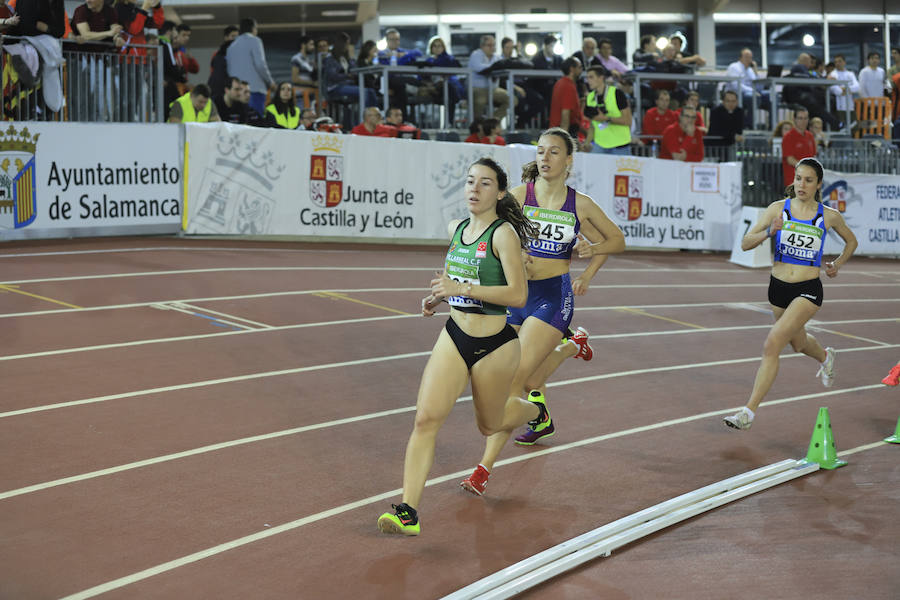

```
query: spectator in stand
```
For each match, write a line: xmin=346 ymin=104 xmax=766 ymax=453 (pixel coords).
xmin=500 ymin=36 xmax=544 ymax=129
xmin=213 ymin=76 xmax=249 ymax=124
xmin=469 ymin=34 xmax=514 ymax=122
xmin=158 ymin=20 xmax=184 ymax=119
xmin=322 ymin=31 xmax=376 ymax=108
xmin=676 ymin=90 xmax=707 ymax=132
xmin=532 ymin=35 xmax=562 ymax=71
xmin=531 ymin=34 xmax=562 ymax=125
xmin=583 ymin=65 xmax=632 ymax=155
xmin=809 ymin=116 xmax=829 ymax=148
xmin=858 ymin=52 xmax=886 ymax=99
xmin=239 ymin=79 xmax=263 ymax=126
xmin=264 ymin=81 xmax=301 ymax=129
xmin=670 ymin=35 xmax=706 ymax=67
xmin=891 ymin=48 xmax=900 ymax=125
xmin=781 ymin=108 xmax=816 ymax=187
xmin=173 ymin=23 xmax=198 ymax=89
xmin=351 ymin=106 xmax=395 ymax=137
xmin=786 ymin=53 xmax=842 ymax=131
xmin=707 ymin=90 xmax=744 ymax=146
xmin=299 ymin=107 xmax=317 ymax=130
xmin=642 ymin=89 xmax=677 ymax=138
xmin=112 ymin=0 xmax=162 ymax=54
xmin=423 ymin=35 xmax=464 ymax=125
xmin=725 ymin=48 xmax=769 ymax=128
xmin=291 ymin=35 xmax=317 ymax=106
xmin=549 ymin=56 xmax=584 ymax=138
xmin=208 ymin=25 xmax=238 ymax=99
xmin=15 ymin=0 xmax=65 ymax=38
xmin=71 ymin=0 xmax=122 ymax=120
xmin=383 ymin=106 xmax=421 ymax=139
xmin=659 ymin=106 xmax=704 ymax=161
xmin=597 ymin=38 xmax=628 ymax=80
xmin=572 ymin=37 xmax=603 ymax=70
xmin=632 ymin=34 xmax=659 ymax=68
xmin=464 ymin=118 xmax=484 ymax=143
xmin=480 ymin=117 xmax=506 ymax=145
xmin=226 ymin=17 xmax=275 ymax=117
xmin=168 ymin=83 xmax=220 ymax=123
xmin=377 ymin=27 xmax=422 ymax=110
xmin=827 ymin=54 xmax=859 ymax=114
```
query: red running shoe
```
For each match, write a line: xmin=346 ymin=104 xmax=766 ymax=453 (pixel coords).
xmin=882 ymin=364 xmax=900 ymax=386
xmin=460 ymin=464 xmax=490 ymax=496
xmin=570 ymin=327 xmax=593 ymax=361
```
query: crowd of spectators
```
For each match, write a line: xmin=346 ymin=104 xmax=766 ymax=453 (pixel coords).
xmin=2 ymin=5 xmax=899 ymax=148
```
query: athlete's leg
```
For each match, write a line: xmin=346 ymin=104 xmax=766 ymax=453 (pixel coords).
xmin=745 ymin=299 xmax=821 ymax=412
xmin=469 ymin=338 xmax=521 ymax=434
xmin=525 ymin=334 xmax=578 ymax=392
xmin=478 ymin=316 xmax=563 ymax=471
xmin=401 ymin=328 xmax=470 ymax=509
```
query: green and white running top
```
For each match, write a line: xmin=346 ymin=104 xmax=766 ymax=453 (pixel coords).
xmin=444 ymin=218 xmax=508 ymax=315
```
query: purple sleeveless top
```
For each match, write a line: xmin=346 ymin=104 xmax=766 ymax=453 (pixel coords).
xmin=524 ymin=182 xmax=582 ymax=260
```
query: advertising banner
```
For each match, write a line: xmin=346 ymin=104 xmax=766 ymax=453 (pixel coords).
xmin=822 ymin=169 xmax=900 ymax=256
xmin=0 ymin=122 xmax=182 ymax=239
xmin=183 ymin=123 xmax=507 ymax=240
xmin=507 ymin=146 xmax=743 ymax=251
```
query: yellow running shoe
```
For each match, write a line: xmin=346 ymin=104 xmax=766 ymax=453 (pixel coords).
xmin=377 ymin=503 xmax=420 ymax=536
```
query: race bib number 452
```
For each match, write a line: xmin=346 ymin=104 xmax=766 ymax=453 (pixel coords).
xmin=779 ymin=221 xmax=823 ymax=260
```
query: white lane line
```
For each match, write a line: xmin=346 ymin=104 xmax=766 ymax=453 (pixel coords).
xmin=0 ymin=288 xmax=427 ymax=319
xmin=0 ymin=351 xmax=432 ymax=419
xmin=837 ymin=440 xmax=890 ymax=457
xmin=807 ymin=326 xmax=892 ymax=347
xmin=2 ymin=291 xmax=899 ymax=321
xmin=2 ymin=315 xmax=896 ymax=363
xmin=0 ymin=247 xmax=379 ymax=258
xmin=1 ymin=349 xmax=894 ymax=499
xmin=170 ymin=302 xmax=273 ymax=329
xmin=5 ymin=265 xmax=899 ymax=287
xmin=57 ymin=391 xmax=888 ymax=600
xmin=149 ymin=303 xmax=254 ymax=331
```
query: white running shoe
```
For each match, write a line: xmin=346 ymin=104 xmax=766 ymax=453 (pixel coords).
xmin=817 ymin=347 xmax=835 ymax=388
xmin=723 ymin=409 xmax=753 ymax=430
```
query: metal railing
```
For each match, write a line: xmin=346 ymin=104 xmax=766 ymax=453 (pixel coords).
xmin=349 ymin=64 xmax=474 ymax=130
xmin=0 ymin=36 xmax=163 ymax=122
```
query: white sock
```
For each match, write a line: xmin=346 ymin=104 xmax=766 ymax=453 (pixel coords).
xmin=742 ymin=407 xmax=755 ymax=421
xmin=478 ymin=463 xmax=490 ymax=473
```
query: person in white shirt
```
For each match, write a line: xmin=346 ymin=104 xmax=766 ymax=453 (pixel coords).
xmin=725 ymin=48 xmax=769 ymax=127
xmin=469 ymin=34 xmax=514 ymax=122
xmin=828 ymin=54 xmax=859 ymax=112
xmin=858 ymin=51 xmax=886 ymax=99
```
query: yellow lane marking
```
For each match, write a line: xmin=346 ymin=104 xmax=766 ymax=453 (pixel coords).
xmin=0 ymin=284 xmax=82 ymax=309
xmin=808 ymin=326 xmax=891 ymax=346
xmin=616 ymin=306 xmax=705 ymax=329
xmin=319 ymin=291 xmax=412 ymax=316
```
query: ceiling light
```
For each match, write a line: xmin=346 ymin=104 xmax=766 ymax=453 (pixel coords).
xmin=180 ymin=13 xmax=214 ymax=20
xmin=524 ymin=42 xmax=537 ymax=56
xmin=656 ymin=36 xmax=669 ymax=50
xmin=802 ymin=34 xmax=815 ymax=47
xmin=322 ymin=10 xmax=356 ymax=17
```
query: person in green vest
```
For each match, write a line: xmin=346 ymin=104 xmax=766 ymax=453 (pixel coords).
xmin=582 ymin=66 xmax=632 ymax=155
xmin=168 ymin=83 xmax=220 ymax=123
xmin=264 ymin=81 xmax=301 ymax=129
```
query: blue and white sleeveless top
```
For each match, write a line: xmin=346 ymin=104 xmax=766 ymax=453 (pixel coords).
xmin=523 ymin=182 xmax=581 ymax=260
xmin=774 ymin=197 xmax=827 ymax=267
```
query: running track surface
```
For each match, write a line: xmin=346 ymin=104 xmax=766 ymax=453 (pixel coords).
xmin=1 ymin=237 xmax=898 ymax=600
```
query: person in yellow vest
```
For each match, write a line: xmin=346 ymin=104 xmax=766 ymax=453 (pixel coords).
xmin=582 ymin=66 xmax=632 ymax=155
xmin=263 ymin=81 xmax=301 ymax=129
xmin=168 ymin=83 xmax=221 ymax=123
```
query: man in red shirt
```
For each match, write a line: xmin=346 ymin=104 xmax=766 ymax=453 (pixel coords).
xmin=781 ymin=108 xmax=816 ymax=188
xmin=659 ymin=106 xmax=704 ymax=161
xmin=549 ymin=56 xmax=583 ymax=138
xmin=350 ymin=107 xmax=396 ymax=137
xmin=642 ymin=89 xmax=677 ymax=137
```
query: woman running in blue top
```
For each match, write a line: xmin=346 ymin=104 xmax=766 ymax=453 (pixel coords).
xmin=724 ymin=157 xmax=858 ymax=430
